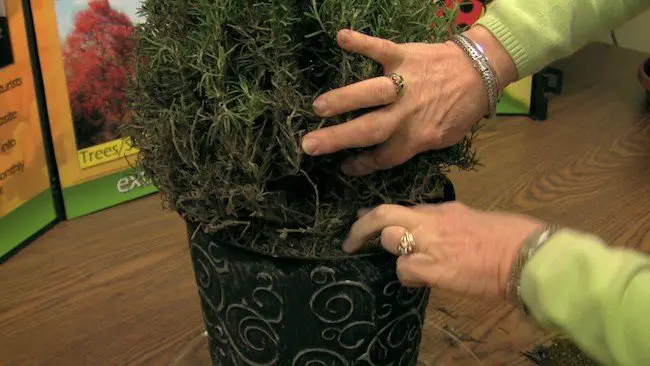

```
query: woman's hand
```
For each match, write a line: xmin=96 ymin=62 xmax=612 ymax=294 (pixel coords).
xmin=301 ymin=27 xmax=517 ymax=177
xmin=343 ymin=202 xmax=542 ymax=299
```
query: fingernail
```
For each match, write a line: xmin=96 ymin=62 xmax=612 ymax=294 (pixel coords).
xmin=338 ymin=29 xmax=352 ymax=44
xmin=312 ymin=99 xmax=327 ymax=115
xmin=302 ymin=138 xmax=319 ymax=155
xmin=342 ymin=241 xmax=353 ymax=253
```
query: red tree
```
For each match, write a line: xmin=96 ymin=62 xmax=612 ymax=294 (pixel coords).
xmin=63 ymin=0 xmax=135 ymax=148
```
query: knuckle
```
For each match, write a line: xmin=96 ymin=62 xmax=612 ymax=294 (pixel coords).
xmin=323 ymin=129 xmax=340 ymax=148
xmin=437 ymin=202 xmax=468 ymax=225
xmin=368 ymin=118 xmax=386 ymax=143
xmin=359 ymin=35 xmax=373 ymax=52
xmin=378 ymin=80 xmax=395 ymax=103
xmin=377 ymin=38 xmax=394 ymax=54
xmin=371 ymin=204 xmax=392 ymax=220
xmin=421 ymin=128 xmax=444 ymax=148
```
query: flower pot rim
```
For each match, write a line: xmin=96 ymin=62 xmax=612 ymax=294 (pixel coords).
xmin=188 ymin=220 xmax=393 ymax=262
xmin=187 ymin=178 xmax=456 ymax=262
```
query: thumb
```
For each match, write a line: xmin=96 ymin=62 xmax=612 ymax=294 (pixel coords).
xmin=397 ymin=254 xmax=447 ymax=288
xmin=337 ymin=29 xmax=404 ymax=68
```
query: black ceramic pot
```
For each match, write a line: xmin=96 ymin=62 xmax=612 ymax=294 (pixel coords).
xmin=187 ymin=180 xmax=456 ymax=365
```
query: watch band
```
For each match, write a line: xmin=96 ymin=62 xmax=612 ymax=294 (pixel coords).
xmin=506 ymin=224 xmax=560 ymax=316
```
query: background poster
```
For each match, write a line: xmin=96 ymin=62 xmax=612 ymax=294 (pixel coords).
xmin=30 ymin=0 xmax=156 ymax=219
xmin=497 ymin=77 xmax=534 ymax=115
xmin=0 ymin=0 xmax=58 ymax=259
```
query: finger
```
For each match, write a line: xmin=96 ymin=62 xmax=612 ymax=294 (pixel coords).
xmin=357 ymin=207 xmax=373 ymax=217
xmin=397 ymin=276 xmax=427 ymax=288
xmin=313 ymin=76 xmax=398 ymax=117
xmin=410 ymin=204 xmax=444 ymax=214
xmin=360 ymin=205 xmax=443 ymax=220
xmin=337 ymin=29 xmax=404 ymax=68
xmin=302 ymin=107 xmax=402 ymax=156
xmin=340 ymin=133 xmax=416 ymax=176
xmin=380 ymin=226 xmax=406 ymax=255
xmin=400 ymin=280 xmax=427 ymax=288
xmin=342 ymin=204 xmax=419 ymax=253
xmin=396 ymin=256 xmax=429 ymax=287
xmin=397 ymin=254 xmax=445 ymax=288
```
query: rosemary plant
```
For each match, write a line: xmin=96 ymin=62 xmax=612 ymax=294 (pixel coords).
xmin=125 ymin=0 xmax=477 ymax=257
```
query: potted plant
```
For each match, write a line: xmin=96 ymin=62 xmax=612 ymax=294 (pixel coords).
xmin=639 ymin=57 xmax=650 ymax=110
xmin=125 ymin=0 xmax=477 ymax=364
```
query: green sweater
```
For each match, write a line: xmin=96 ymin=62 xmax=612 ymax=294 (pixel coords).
xmin=476 ymin=0 xmax=649 ymax=77
xmin=522 ymin=230 xmax=650 ymax=365
xmin=476 ymin=1 xmax=650 ymax=364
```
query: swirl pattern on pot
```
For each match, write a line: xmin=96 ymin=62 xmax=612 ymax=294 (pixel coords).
xmin=189 ymin=228 xmax=431 ymax=366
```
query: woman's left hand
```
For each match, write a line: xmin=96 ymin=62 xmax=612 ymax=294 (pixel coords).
xmin=301 ymin=28 xmax=517 ymax=176
xmin=343 ymin=202 xmax=543 ymax=299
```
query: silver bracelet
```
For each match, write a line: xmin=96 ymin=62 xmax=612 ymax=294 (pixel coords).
xmin=506 ymin=225 xmax=559 ymax=316
xmin=450 ymin=34 xmax=501 ymax=119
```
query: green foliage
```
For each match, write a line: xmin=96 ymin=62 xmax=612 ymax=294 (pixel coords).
xmin=125 ymin=0 xmax=478 ymax=257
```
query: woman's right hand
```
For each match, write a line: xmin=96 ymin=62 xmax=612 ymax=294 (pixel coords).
xmin=301 ymin=26 xmax=518 ymax=177
xmin=343 ymin=202 xmax=543 ymax=299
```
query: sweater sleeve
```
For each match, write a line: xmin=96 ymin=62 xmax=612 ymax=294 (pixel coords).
xmin=520 ymin=228 xmax=650 ymax=365
xmin=475 ymin=0 xmax=650 ymax=77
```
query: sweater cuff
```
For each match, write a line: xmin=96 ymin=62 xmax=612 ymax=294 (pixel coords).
xmin=518 ymin=229 xmax=596 ymax=328
xmin=518 ymin=228 xmax=650 ymax=365
xmin=474 ymin=14 xmax=529 ymax=79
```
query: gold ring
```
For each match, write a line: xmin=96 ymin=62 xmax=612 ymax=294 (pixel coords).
xmin=386 ymin=73 xmax=405 ymax=96
xmin=398 ymin=230 xmax=416 ymax=256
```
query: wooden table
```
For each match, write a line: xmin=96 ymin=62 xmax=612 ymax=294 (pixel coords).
xmin=1 ymin=43 xmax=649 ymax=365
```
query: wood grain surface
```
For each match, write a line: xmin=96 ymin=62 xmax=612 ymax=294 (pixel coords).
xmin=1 ymin=43 xmax=649 ymax=366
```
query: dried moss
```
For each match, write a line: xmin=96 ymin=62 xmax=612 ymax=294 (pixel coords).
xmin=124 ymin=0 xmax=478 ymax=258
xmin=524 ymin=338 xmax=599 ymax=366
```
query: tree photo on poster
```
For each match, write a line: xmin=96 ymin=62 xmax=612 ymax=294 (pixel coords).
xmin=55 ymin=0 xmax=143 ymax=150
xmin=0 ymin=0 xmax=14 ymax=69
